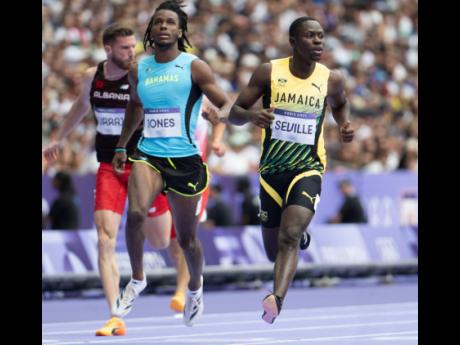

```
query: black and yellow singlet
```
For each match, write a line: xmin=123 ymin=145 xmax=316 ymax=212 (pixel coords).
xmin=260 ymin=57 xmax=330 ymax=176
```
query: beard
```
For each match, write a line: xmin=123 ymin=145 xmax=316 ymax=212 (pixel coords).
xmin=111 ymin=55 xmax=132 ymax=70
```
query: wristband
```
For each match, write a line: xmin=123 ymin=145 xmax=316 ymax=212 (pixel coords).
xmin=115 ymin=147 xmax=127 ymax=153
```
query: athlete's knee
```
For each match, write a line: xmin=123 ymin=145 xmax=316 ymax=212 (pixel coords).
xmin=167 ymin=239 xmax=182 ymax=260
xmin=95 ymin=216 xmax=117 ymax=236
xmin=146 ymin=235 xmax=170 ymax=250
xmin=177 ymin=232 xmax=196 ymax=251
xmin=97 ymin=232 xmax=117 ymax=257
xmin=127 ymin=209 xmax=147 ymax=228
xmin=278 ymin=225 xmax=302 ymax=249
xmin=96 ymin=224 xmax=117 ymax=255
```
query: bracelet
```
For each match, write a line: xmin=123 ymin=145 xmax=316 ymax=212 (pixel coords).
xmin=115 ymin=147 xmax=127 ymax=153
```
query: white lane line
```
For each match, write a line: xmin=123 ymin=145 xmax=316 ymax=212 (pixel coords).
xmin=372 ymin=335 xmax=418 ymax=341
xmin=41 ymin=319 xmax=417 ymax=345
xmin=43 ymin=301 xmax=417 ymax=327
xmin=231 ymin=331 xmax=418 ymax=345
xmin=43 ymin=309 xmax=417 ymax=336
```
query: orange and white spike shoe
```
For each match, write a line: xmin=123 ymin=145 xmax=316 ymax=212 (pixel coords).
xmin=95 ymin=317 xmax=126 ymax=336
xmin=170 ymin=292 xmax=185 ymax=313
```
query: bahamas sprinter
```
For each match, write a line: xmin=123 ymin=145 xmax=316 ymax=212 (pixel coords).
xmin=112 ymin=0 xmax=231 ymax=327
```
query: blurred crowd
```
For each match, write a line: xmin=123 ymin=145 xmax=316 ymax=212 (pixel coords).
xmin=42 ymin=0 xmax=418 ymax=176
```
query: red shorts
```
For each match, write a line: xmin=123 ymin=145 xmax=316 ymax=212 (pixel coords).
xmin=95 ymin=162 xmax=169 ymax=217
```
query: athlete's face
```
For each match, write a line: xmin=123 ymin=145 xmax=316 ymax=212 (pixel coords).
xmin=150 ymin=9 xmax=183 ymax=50
xmin=290 ymin=20 xmax=325 ymax=62
xmin=106 ymin=35 xmax=136 ymax=70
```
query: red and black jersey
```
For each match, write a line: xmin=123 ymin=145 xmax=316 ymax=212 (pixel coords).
xmin=89 ymin=61 xmax=143 ymax=163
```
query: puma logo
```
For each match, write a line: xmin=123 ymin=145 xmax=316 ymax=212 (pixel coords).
xmin=175 ymin=64 xmax=184 ymax=70
xmin=312 ymin=83 xmax=321 ymax=92
xmin=301 ymin=191 xmax=317 ymax=205
xmin=302 ymin=191 xmax=320 ymax=211
xmin=187 ymin=182 xmax=199 ymax=191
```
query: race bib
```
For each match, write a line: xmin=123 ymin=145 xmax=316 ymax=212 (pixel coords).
xmin=94 ymin=108 xmax=125 ymax=135
xmin=144 ymin=108 xmax=181 ymax=138
xmin=271 ymin=108 xmax=317 ymax=145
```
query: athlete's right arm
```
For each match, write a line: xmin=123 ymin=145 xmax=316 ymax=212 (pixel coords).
xmin=113 ymin=65 xmax=144 ymax=174
xmin=229 ymin=63 xmax=274 ymax=128
xmin=43 ymin=67 xmax=95 ymax=163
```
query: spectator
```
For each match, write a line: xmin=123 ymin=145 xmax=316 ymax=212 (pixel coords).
xmin=329 ymin=179 xmax=367 ymax=224
xmin=48 ymin=171 xmax=80 ymax=230
xmin=42 ymin=0 xmax=418 ymax=175
xmin=398 ymin=137 xmax=418 ymax=172
xmin=236 ymin=176 xmax=260 ymax=226
xmin=204 ymin=184 xmax=233 ymax=228
xmin=207 ymin=131 xmax=259 ymax=175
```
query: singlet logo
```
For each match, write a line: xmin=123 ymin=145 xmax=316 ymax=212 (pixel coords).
xmin=145 ymin=74 xmax=179 ymax=86
xmin=273 ymin=92 xmax=321 ymax=108
xmin=93 ymin=91 xmax=130 ymax=101
xmin=312 ymin=83 xmax=322 ymax=92
xmin=95 ymin=80 xmax=104 ymax=89
xmin=277 ymin=78 xmax=287 ymax=86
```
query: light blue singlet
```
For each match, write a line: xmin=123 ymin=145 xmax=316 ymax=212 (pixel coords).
xmin=137 ymin=52 xmax=203 ymax=157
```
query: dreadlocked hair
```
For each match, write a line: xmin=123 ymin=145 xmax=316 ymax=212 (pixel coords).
xmin=143 ymin=0 xmax=192 ymax=52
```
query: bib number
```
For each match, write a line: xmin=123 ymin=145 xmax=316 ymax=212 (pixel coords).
xmin=94 ymin=108 xmax=125 ymax=135
xmin=271 ymin=108 xmax=317 ymax=145
xmin=144 ymin=108 xmax=181 ymax=138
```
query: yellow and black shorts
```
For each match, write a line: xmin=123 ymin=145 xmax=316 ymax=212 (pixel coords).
xmin=259 ymin=170 xmax=322 ymax=228
xmin=129 ymin=148 xmax=209 ymax=197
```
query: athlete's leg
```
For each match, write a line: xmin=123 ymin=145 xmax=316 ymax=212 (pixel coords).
xmin=168 ymin=193 xmax=205 ymax=326
xmin=262 ymin=205 xmax=313 ymax=324
xmin=94 ymin=163 xmax=128 ymax=336
xmin=259 ymin=178 xmax=282 ymax=262
xmin=169 ymin=186 xmax=207 ymax=310
xmin=167 ymin=193 xmax=203 ymax=291
xmin=142 ymin=210 xmax=172 ymax=249
xmin=126 ymin=162 xmax=164 ymax=280
xmin=112 ymin=163 xmax=164 ymax=319
xmin=94 ymin=210 xmax=122 ymax=311
xmin=273 ymin=205 xmax=313 ymax=300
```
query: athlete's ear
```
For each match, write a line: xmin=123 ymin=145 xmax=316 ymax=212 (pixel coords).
xmin=288 ymin=36 xmax=295 ymax=48
xmin=178 ymin=29 xmax=183 ymax=39
xmin=104 ymin=44 xmax=112 ymax=56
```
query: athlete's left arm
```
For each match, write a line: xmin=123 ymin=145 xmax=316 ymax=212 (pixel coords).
xmin=191 ymin=59 xmax=231 ymax=125
xmin=327 ymin=69 xmax=354 ymax=143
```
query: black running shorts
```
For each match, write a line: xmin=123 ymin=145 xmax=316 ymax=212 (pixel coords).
xmin=129 ymin=148 xmax=209 ymax=197
xmin=259 ymin=170 xmax=322 ymax=228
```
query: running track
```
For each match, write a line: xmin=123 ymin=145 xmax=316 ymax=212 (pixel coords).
xmin=43 ymin=281 xmax=418 ymax=345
